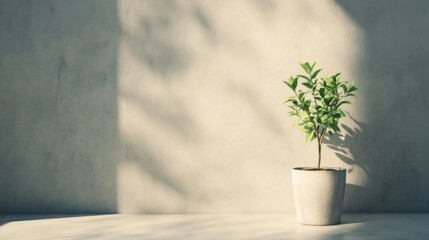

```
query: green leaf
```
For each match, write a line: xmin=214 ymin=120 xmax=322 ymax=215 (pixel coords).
xmin=337 ymin=100 xmax=351 ymax=108
xmin=311 ymin=62 xmax=317 ymax=71
xmin=331 ymin=123 xmax=341 ymax=133
xmin=319 ymin=88 xmax=326 ymax=98
xmin=292 ymin=77 xmax=298 ymax=90
xmin=305 ymin=62 xmax=312 ymax=72
xmin=284 ymin=97 xmax=297 ymax=104
xmin=333 ymin=113 xmax=341 ymax=119
xmin=340 ymin=83 xmax=347 ymax=94
xmin=298 ymin=110 xmax=308 ymax=119
xmin=298 ymin=91 xmax=305 ymax=101
xmin=286 ymin=100 xmax=298 ymax=106
xmin=297 ymin=74 xmax=310 ymax=82
xmin=324 ymin=97 xmax=335 ymax=106
xmin=323 ymin=77 xmax=334 ymax=88
xmin=305 ymin=121 xmax=314 ymax=128
xmin=285 ymin=77 xmax=298 ymax=91
xmin=305 ymin=130 xmax=316 ymax=143
xmin=303 ymin=125 xmax=312 ymax=132
xmin=348 ymin=85 xmax=358 ymax=93
xmin=288 ymin=111 xmax=296 ymax=116
xmin=283 ymin=96 xmax=294 ymax=103
xmin=302 ymin=82 xmax=313 ymax=89
xmin=332 ymin=75 xmax=338 ymax=86
xmin=283 ymin=80 xmax=292 ymax=89
xmin=300 ymin=62 xmax=311 ymax=74
xmin=337 ymin=109 xmax=346 ymax=117
xmin=311 ymin=69 xmax=322 ymax=79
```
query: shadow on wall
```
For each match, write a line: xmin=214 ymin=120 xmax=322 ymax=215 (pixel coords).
xmin=333 ymin=0 xmax=429 ymax=212
xmin=3 ymin=0 xmax=428 ymax=214
xmin=122 ymin=0 xmax=216 ymax=78
xmin=0 ymin=0 xmax=120 ymax=213
xmin=117 ymin=0 xmax=287 ymax=212
xmin=326 ymin=116 xmax=380 ymax=212
xmin=117 ymin=0 xmax=218 ymax=213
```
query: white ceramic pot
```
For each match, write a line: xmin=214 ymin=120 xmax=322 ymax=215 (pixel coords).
xmin=292 ymin=167 xmax=346 ymax=225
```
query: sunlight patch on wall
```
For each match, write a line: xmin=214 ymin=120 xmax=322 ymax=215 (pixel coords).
xmin=116 ymin=0 xmax=365 ymax=213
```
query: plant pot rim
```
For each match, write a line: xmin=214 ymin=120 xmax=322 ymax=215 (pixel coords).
xmin=293 ymin=167 xmax=346 ymax=172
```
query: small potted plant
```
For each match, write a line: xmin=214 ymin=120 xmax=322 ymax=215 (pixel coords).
xmin=284 ymin=62 xmax=357 ymax=225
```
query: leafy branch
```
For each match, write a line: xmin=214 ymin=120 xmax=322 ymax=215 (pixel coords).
xmin=283 ymin=62 xmax=357 ymax=169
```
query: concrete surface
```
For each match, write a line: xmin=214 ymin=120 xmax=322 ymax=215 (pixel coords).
xmin=0 ymin=0 xmax=120 ymax=213
xmin=1 ymin=0 xmax=429 ymax=214
xmin=0 ymin=214 xmax=428 ymax=239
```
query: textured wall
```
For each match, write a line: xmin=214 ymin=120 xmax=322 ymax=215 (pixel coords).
xmin=0 ymin=0 xmax=428 ymax=213
xmin=0 ymin=0 xmax=120 ymax=213
xmin=335 ymin=0 xmax=429 ymax=212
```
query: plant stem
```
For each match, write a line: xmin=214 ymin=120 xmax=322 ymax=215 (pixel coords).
xmin=317 ymin=140 xmax=321 ymax=169
xmin=310 ymin=70 xmax=322 ymax=165
xmin=309 ymin=71 xmax=320 ymax=137
xmin=317 ymin=127 xmax=327 ymax=169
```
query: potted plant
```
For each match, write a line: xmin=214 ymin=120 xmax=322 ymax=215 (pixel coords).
xmin=284 ymin=62 xmax=357 ymax=225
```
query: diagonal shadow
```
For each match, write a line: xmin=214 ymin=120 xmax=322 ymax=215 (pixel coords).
xmin=325 ymin=116 xmax=380 ymax=212
xmin=335 ymin=0 xmax=429 ymax=213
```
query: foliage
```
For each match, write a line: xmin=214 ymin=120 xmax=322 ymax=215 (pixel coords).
xmin=283 ymin=62 xmax=357 ymax=168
